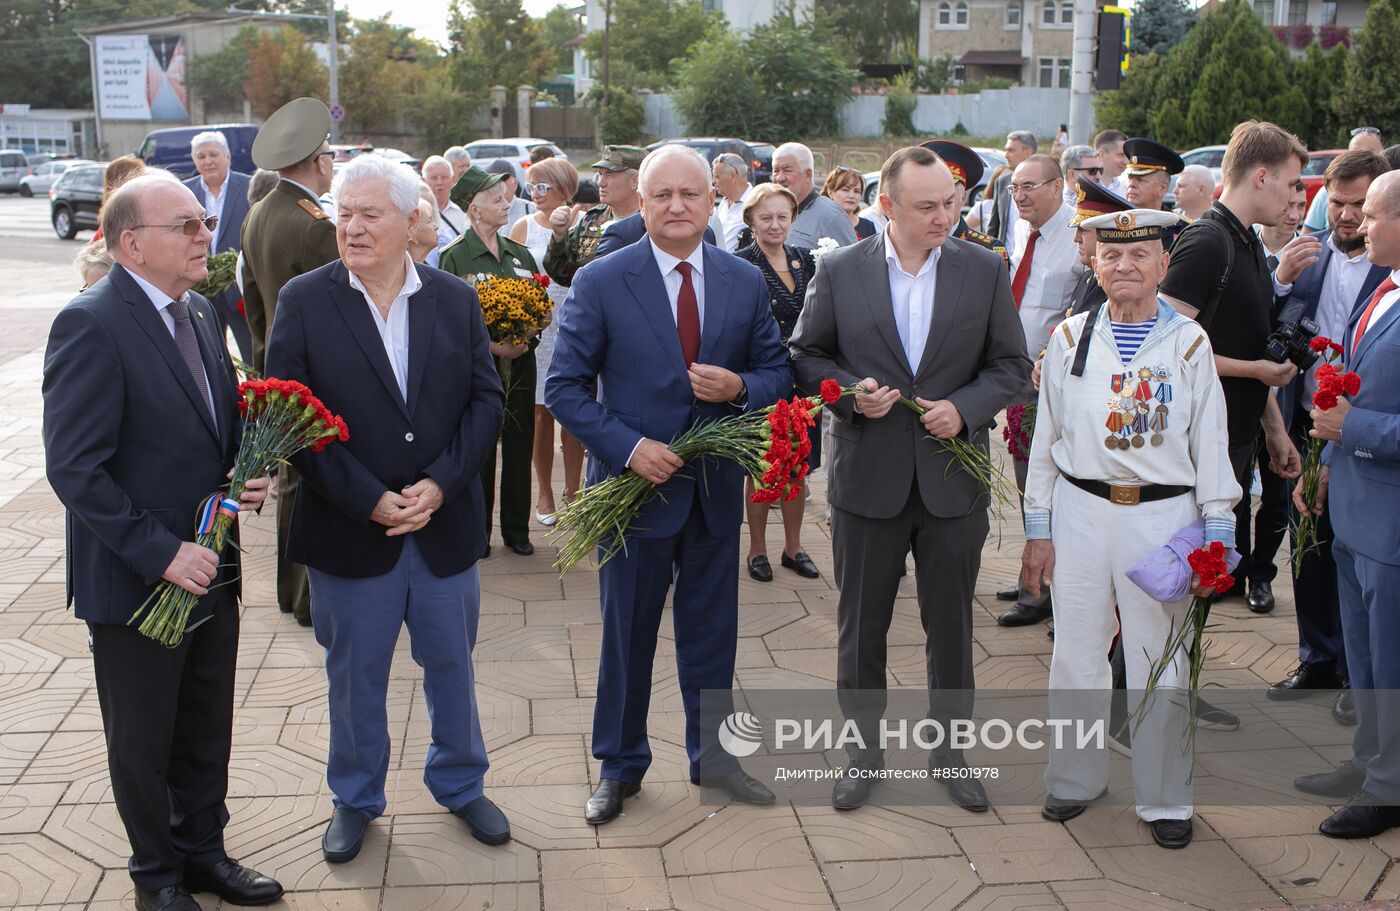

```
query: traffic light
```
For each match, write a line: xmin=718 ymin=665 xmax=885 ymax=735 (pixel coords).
xmin=1096 ymin=7 xmax=1129 ymax=90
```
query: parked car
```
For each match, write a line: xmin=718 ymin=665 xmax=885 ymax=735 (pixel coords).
xmin=746 ymin=142 xmax=774 ymax=184
xmin=1301 ymin=149 xmax=1343 ymax=209
xmin=0 ymin=148 xmax=29 ymax=193
xmin=646 ymin=138 xmax=756 ymax=178
xmin=861 ymin=146 xmax=1006 ymax=213
xmin=20 ymin=158 xmax=95 ymax=196
xmin=1179 ymin=145 xmax=1227 ymax=186
xmin=136 ymin=124 xmax=258 ymax=179
xmin=1191 ymin=146 xmax=1338 ymax=208
xmin=463 ymin=138 xmax=568 ymax=184
xmin=50 ymin=162 xmax=107 ymax=239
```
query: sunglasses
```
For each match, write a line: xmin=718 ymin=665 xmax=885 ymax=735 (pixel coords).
xmin=525 ymin=182 xmax=553 ymax=196
xmin=1351 ymin=126 xmax=1381 ymax=136
xmin=133 ymin=215 xmax=218 ymax=237
xmin=1076 ymin=166 xmax=1105 ymax=176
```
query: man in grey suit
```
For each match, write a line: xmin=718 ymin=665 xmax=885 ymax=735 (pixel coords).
xmin=790 ymin=145 xmax=1031 ymax=812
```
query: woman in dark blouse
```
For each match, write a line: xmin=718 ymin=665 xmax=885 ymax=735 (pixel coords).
xmin=734 ymin=183 xmax=821 ymax=583
xmin=821 ymin=165 xmax=878 ymax=240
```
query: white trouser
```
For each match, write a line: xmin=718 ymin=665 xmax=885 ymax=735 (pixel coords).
xmin=1044 ymin=478 xmax=1196 ymax=821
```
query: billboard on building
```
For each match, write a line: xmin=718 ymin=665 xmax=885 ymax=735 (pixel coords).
xmin=96 ymin=34 xmax=189 ymax=121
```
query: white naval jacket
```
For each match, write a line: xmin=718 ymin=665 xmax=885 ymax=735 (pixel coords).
xmin=1023 ymin=299 xmax=1242 ymax=545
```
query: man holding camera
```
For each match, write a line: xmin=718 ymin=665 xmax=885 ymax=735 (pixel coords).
xmin=1268 ymin=150 xmax=1392 ymax=719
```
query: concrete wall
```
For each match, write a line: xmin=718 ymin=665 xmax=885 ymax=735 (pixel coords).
xmin=834 ymin=87 xmax=1072 ymax=139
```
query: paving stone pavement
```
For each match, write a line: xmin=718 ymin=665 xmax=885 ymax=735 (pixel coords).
xmin=2 ymin=303 xmax=1399 ymax=911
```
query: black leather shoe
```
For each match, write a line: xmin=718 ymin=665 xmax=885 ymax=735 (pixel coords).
xmin=748 ymin=555 xmax=773 ymax=582
xmin=585 ymin=778 xmax=640 ymax=825
xmin=135 ymin=884 xmax=200 ymax=911
xmin=1295 ymin=760 xmax=1365 ymax=798
xmin=1042 ymin=787 xmax=1107 ymax=823
xmin=1247 ymin=581 xmax=1275 ymax=613
xmin=832 ymin=764 xmax=875 ymax=810
xmin=322 ymin=807 xmax=372 ymax=863
xmin=508 ymin=541 xmax=534 ymax=556
xmin=781 ymin=551 xmax=820 ymax=579
xmin=1193 ymin=698 xmax=1239 ymax=731
xmin=931 ymin=753 xmax=989 ymax=812
xmin=482 ymin=543 xmax=492 ymax=559
xmin=1334 ymin=689 xmax=1357 ymax=726
xmin=691 ymin=769 xmax=775 ymax=805
xmin=997 ymin=602 xmax=1052 ymax=627
xmin=1151 ymin=818 xmax=1193 ymax=848
xmin=278 ymin=603 xmax=293 ymax=614
xmin=451 ymin=795 xmax=510 ymax=845
xmin=995 ymin=584 xmax=1019 ymax=602
xmin=185 ymin=858 xmax=283 ymax=906
xmin=1267 ymin=663 xmax=1343 ymax=700
xmin=1320 ymin=791 xmax=1400 ymax=838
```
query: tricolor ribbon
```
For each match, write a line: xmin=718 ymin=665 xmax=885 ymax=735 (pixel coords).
xmin=195 ymin=493 xmax=241 ymax=537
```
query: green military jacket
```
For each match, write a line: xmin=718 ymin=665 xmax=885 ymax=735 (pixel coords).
xmin=439 ymin=227 xmax=541 ymax=281
xmin=541 ymin=203 xmax=615 ymax=287
xmin=240 ymin=180 xmax=339 ymax=373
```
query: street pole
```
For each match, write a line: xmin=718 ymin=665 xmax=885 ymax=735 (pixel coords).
xmin=1067 ymin=0 xmax=1097 ymax=146
xmin=327 ymin=0 xmax=340 ymax=143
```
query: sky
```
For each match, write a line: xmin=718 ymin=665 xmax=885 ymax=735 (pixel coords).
xmin=341 ymin=0 xmax=569 ymax=48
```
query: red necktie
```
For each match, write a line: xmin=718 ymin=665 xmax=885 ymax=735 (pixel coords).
xmin=1354 ymin=277 xmax=1397 ymax=351
xmin=675 ymin=261 xmax=701 ymax=367
xmin=1011 ymin=229 xmax=1040 ymax=310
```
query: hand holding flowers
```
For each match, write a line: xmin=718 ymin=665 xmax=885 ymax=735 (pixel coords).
xmin=1293 ymin=337 xmax=1360 ymax=573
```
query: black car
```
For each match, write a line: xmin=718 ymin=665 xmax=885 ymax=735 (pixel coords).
xmin=646 ymin=137 xmax=760 ymax=180
xmin=51 ymin=162 xmax=107 ymax=240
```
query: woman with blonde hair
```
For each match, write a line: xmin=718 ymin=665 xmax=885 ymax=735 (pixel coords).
xmin=509 ymin=156 xmax=585 ymax=525
xmin=819 ymin=166 xmax=876 ymax=240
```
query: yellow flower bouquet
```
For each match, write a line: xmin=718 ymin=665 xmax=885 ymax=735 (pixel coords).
xmin=473 ymin=273 xmax=554 ymax=345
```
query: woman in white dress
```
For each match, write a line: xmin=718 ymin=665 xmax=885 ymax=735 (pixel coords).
xmin=510 ymin=156 xmax=584 ymax=526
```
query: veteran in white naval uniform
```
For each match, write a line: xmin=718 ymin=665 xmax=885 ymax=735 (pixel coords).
xmin=1019 ymin=208 xmax=1241 ymax=850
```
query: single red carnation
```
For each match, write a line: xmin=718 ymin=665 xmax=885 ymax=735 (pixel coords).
xmin=1316 ymin=363 xmax=1338 ymax=381
xmin=1310 ymin=336 xmax=1332 ymax=353
xmin=534 ymin=273 xmax=550 ymax=289
xmin=1329 ymin=341 xmax=1344 ymax=356
xmin=1314 ymin=391 xmax=1339 ymax=411
xmin=820 ymin=379 xmax=842 ymax=404
xmin=1341 ymin=371 xmax=1361 ymax=396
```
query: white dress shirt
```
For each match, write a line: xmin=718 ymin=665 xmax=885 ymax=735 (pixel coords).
xmin=1305 ymin=235 xmax=1372 ymax=400
xmin=349 ymin=253 xmax=422 ymax=401
xmin=438 ymin=201 xmax=468 ymax=248
xmin=1358 ymin=269 xmax=1400 ymax=348
xmin=127 ymin=269 xmax=216 ymax=417
xmin=711 ymin=183 xmax=754 ymax=252
xmin=200 ymin=177 xmax=228 ymax=248
xmin=651 ymin=241 xmax=706 ymax=330
xmin=883 ymin=230 xmax=941 ymax=371
xmin=1010 ymin=202 xmax=1083 ymax=359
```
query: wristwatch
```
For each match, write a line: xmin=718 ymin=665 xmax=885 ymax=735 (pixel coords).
xmin=731 ymin=381 xmax=748 ymax=408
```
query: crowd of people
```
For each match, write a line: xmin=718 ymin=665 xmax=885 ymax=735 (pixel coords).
xmin=40 ymin=92 xmax=1400 ymax=910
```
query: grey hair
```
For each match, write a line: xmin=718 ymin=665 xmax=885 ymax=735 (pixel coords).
xmin=421 ymin=155 xmax=451 ymax=177
xmin=1179 ymin=163 xmax=1216 ymax=193
xmin=638 ymin=144 xmax=711 ymax=194
xmin=1060 ymin=144 xmax=1097 ymax=171
xmin=416 ymin=180 xmax=439 ymax=219
xmin=1008 ymin=130 xmax=1038 ymax=152
xmin=332 ymin=154 xmax=421 ymax=216
xmin=74 ymin=238 xmax=112 ymax=281
xmin=190 ymin=130 xmax=229 ymax=155
xmin=713 ymin=152 xmax=749 ymax=181
xmin=248 ymin=168 xmax=278 ymax=205
xmin=443 ymin=146 xmax=470 ymax=165
xmin=773 ymin=142 xmax=814 ymax=173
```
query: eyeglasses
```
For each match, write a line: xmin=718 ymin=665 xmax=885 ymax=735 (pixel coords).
xmin=133 ymin=215 xmax=218 ymax=236
xmin=1351 ymin=126 xmax=1381 ymax=136
xmin=525 ymin=182 xmax=553 ymax=196
xmin=1009 ymin=180 xmax=1057 ymax=196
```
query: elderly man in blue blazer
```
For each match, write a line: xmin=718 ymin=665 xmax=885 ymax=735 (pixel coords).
xmin=265 ymin=155 xmax=508 ymax=863
xmin=1293 ymin=170 xmax=1400 ymax=839
xmin=1269 ymin=149 xmax=1392 ymax=718
xmin=183 ymin=130 xmax=253 ymax=359
xmin=546 ymin=144 xmax=792 ymax=825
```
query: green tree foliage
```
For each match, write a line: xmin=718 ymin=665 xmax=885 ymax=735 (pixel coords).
xmin=1094 ymin=52 xmax=1163 ymax=138
xmin=587 ymin=88 xmax=646 ymax=145
xmin=1332 ymin=0 xmax=1400 ymax=141
xmin=884 ymin=73 xmax=917 ymax=137
xmin=449 ymin=0 xmax=554 ymax=100
xmin=673 ymin=15 xmax=859 ymax=141
xmin=1128 ymin=0 xmax=1195 ymax=56
xmin=539 ymin=4 xmax=583 ymax=74
xmin=584 ymin=0 xmax=721 ymax=90
xmin=242 ymin=25 xmax=329 ymax=120
xmin=1295 ymin=42 xmax=1348 ymax=147
xmin=187 ymin=26 xmax=258 ymax=112
xmin=814 ymin=0 xmax=919 ymax=65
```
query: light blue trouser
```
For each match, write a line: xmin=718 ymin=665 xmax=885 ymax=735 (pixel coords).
xmin=308 ymin=538 xmax=486 ymax=817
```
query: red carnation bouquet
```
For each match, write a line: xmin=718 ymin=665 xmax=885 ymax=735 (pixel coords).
xmin=1293 ymin=338 xmax=1360 ymax=573
xmin=1003 ymin=403 xmax=1036 ymax=463
xmin=129 ymin=378 xmax=349 ymax=646
xmin=1137 ymin=541 xmax=1237 ymax=753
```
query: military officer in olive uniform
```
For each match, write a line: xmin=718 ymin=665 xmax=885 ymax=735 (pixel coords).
xmin=541 ymin=145 xmax=644 ymax=286
xmin=1121 ymin=138 xmax=1189 ymax=249
xmin=440 ymin=167 xmax=543 ymax=557
xmin=922 ymin=140 xmax=1008 ymax=264
xmin=240 ymin=96 xmax=338 ymax=626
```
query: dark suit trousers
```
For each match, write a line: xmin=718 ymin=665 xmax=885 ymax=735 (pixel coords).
xmin=91 ymin=587 xmax=238 ymax=890
xmin=594 ymin=485 xmax=740 ymax=782
xmin=831 ymin=477 xmax=987 ymax=763
xmin=1235 ymin=432 xmax=1289 ymax=586
xmin=1285 ymin=409 xmax=1345 ymax=676
xmin=480 ymin=350 xmax=535 ymax=548
xmin=277 ymin=465 xmax=311 ymax=621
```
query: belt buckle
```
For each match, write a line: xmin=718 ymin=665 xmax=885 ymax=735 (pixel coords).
xmin=1109 ymin=484 xmax=1140 ymax=506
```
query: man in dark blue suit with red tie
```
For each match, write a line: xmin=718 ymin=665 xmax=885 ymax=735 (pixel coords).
xmin=545 ymin=144 xmax=792 ymax=824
